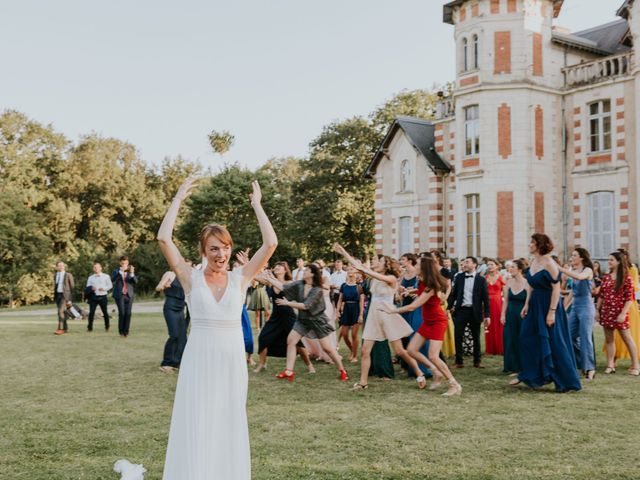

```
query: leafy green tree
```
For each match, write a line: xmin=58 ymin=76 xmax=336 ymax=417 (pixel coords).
xmin=0 ymin=193 xmax=53 ymax=306
xmin=178 ymin=163 xmax=289 ymax=262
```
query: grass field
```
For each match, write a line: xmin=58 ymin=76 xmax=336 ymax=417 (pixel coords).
xmin=1 ymin=311 xmax=640 ymax=479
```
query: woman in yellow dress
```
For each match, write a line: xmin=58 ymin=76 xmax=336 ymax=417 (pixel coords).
xmin=610 ymin=248 xmax=640 ymax=363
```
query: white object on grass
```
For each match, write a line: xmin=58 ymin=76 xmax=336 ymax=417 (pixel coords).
xmin=113 ymin=459 xmax=146 ymax=480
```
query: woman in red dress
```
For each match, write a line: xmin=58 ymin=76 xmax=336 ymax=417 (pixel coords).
xmin=484 ymin=259 xmax=505 ymax=355
xmin=597 ymin=251 xmax=640 ymax=375
xmin=380 ymin=256 xmax=462 ymax=396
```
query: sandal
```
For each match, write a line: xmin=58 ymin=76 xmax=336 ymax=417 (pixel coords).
xmin=508 ymin=378 xmax=522 ymax=386
xmin=416 ymin=375 xmax=427 ymax=390
xmin=604 ymin=367 xmax=616 ymax=374
xmin=628 ymin=368 xmax=640 ymax=377
xmin=352 ymin=382 xmax=369 ymax=390
xmin=429 ymin=375 xmax=444 ymax=390
xmin=586 ymin=370 xmax=596 ymax=381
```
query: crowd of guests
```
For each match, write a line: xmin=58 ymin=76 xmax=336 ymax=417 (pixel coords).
xmin=54 ymin=234 xmax=640 ymax=395
xmin=241 ymin=234 xmax=640 ymax=396
xmin=52 ymin=255 xmax=137 ymax=337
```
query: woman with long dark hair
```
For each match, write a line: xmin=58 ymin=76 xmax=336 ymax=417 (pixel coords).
xmin=333 ymin=243 xmax=425 ymax=390
xmin=515 ymin=234 xmax=581 ymax=392
xmin=259 ymin=263 xmax=348 ymax=382
xmin=253 ymin=261 xmax=314 ymax=374
xmin=597 ymin=251 xmax=640 ymax=375
xmin=500 ymin=259 xmax=528 ymax=375
xmin=380 ymin=256 xmax=462 ymax=396
xmin=559 ymin=247 xmax=596 ymax=380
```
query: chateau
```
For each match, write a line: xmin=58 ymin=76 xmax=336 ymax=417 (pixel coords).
xmin=367 ymin=0 xmax=639 ymax=262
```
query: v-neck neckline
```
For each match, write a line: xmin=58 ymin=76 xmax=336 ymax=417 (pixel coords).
xmin=203 ymin=270 xmax=229 ymax=304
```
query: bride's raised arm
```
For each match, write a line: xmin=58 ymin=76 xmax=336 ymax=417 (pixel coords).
xmin=157 ymin=177 xmax=199 ymax=292
xmin=240 ymin=181 xmax=278 ymax=284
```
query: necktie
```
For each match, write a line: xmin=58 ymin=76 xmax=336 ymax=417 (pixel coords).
xmin=123 ymin=272 xmax=128 ymax=295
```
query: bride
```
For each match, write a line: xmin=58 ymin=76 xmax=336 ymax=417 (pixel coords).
xmin=157 ymin=178 xmax=277 ymax=479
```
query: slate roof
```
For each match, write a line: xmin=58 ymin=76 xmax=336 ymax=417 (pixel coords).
xmin=365 ymin=117 xmax=451 ymax=179
xmin=552 ymin=19 xmax=631 ymax=55
xmin=443 ymin=0 xmax=564 ymax=24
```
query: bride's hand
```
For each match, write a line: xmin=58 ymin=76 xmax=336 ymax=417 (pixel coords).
xmin=249 ymin=180 xmax=262 ymax=207
xmin=332 ymin=242 xmax=345 ymax=255
xmin=176 ymin=177 xmax=200 ymax=202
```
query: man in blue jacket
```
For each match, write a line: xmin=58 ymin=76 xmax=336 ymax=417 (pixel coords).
xmin=112 ymin=255 xmax=137 ymax=337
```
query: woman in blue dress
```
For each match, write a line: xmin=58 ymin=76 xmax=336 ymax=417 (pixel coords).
xmin=500 ymin=259 xmax=528 ymax=374
xmin=514 ymin=234 xmax=581 ymax=392
xmin=336 ymin=265 xmax=364 ymax=362
xmin=559 ymin=248 xmax=596 ymax=380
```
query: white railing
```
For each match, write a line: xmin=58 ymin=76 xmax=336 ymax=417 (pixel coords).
xmin=563 ymin=52 xmax=634 ymax=87
xmin=435 ymin=97 xmax=455 ymax=119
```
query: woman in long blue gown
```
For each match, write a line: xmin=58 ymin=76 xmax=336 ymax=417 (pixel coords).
xmin=517 ymin=234 xmax=581 ymax=392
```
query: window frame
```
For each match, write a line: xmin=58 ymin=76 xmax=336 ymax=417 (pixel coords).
xmin=588 ymin=99 xmax=612 ymax=154
xmin=465 ymin=194 xmax=481 ymax=257
xmin=472 ymin=34 xmax=479 ymax=69
xmin=462 ymin=37 xmax=469 ymax=72
xmin=399 ymin=159 xmax=410 ymax=193
xmin=464 ymin=105 xmax=480 ymax=157
xmin=398 ymin=216 xmax=413 ymax=256
xmin=586 ymin=191 xmax=616 ymax=261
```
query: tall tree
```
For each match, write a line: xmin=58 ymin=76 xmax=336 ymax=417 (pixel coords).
xmin=0 ymin=193 xmax=53 ymax=306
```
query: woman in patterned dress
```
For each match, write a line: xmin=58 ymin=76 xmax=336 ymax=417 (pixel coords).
xmin=597 ymin=251 xmax=640 ymax=375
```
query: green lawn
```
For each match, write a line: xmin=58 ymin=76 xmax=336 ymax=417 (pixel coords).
xmin=1 ymin=312 xmax=639 ymax=479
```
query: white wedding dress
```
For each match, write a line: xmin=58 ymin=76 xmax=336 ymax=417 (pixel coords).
xmin=163 ymin=267 xmax=250 ymax=479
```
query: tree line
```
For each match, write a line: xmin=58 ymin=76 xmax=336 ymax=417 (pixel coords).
xmin=0 ymin=87 xmax=444 ymax=305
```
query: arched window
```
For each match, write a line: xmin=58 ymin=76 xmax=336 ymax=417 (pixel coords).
xmin=400 ymin=159 xmax=410 ymax=192
xmin=462 ymin=37 xmax=469 ymax=71
xmin=472 ymin=34 xmax=479 ymax=69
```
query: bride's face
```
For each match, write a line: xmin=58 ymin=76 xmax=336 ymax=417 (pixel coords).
xmin=203 ymin=236 xmax=232 ymax=273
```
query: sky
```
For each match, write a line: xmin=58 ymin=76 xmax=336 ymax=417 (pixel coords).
xmin=0 ymin=0 xmax=620 ymax=171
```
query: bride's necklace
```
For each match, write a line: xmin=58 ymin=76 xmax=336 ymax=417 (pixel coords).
xmin=205 ymin=268 xmax=226 ymax=292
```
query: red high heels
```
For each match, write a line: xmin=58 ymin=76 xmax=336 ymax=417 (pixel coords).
xmin=339 ymin=369 xmax=349 ymax=381
xmin=276 ymin=370 xmax=294 ymax=382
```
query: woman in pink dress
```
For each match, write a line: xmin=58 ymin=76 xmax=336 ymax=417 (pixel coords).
xmin=484 ymin=259 xmax=505 ymax=355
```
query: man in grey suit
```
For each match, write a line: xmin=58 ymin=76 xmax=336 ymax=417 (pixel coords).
xmin=54 ymin=261 xmax=75 ymax=335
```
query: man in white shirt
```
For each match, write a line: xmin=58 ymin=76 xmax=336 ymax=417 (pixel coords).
xmin=330 ymin=260 xmax=347 ymax=306
xmin=291 ymin=258 xmax=306 ymax=282
xmin=86 ymin=262 xmax=113 ymax=331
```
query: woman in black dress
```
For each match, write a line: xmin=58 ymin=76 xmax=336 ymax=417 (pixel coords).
xmin=155 ymin=268 xmax=189 ymax=374
xmin=253 ymin=262 xmax=313 ymax=373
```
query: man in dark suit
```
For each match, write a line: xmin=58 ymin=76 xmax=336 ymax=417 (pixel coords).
xmin=53 ymin=261 xmax=75 ymax=335
xmin=112 ymin=255 xmax=137 ymax=337
xmin=448 ymin=256 xmax=490 ymax=368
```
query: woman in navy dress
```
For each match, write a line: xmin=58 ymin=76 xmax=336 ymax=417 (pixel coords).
xmin=515 ymin=234 xmax=581 ymax=392
xmin=336 ymin=265 xmax=364 ymax=362
xmin=156 ymin=270 xmax=189 ymax=374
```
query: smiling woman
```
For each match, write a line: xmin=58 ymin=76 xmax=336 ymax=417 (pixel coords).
xmin=154 ymin=178 xmax=277 ymax=480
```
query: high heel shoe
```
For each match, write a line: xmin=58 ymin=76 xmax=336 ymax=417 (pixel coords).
xmin=253 ymin=363 xmax=267 ymax=373
xmin=276 ymin=370 xmax=294 ymax=382
xmin=339 ymin=369 xmax=349 ymax=381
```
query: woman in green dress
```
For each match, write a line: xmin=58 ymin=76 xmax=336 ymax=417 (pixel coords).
xmin=500 ymin=259 xmax=529 ymax=374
